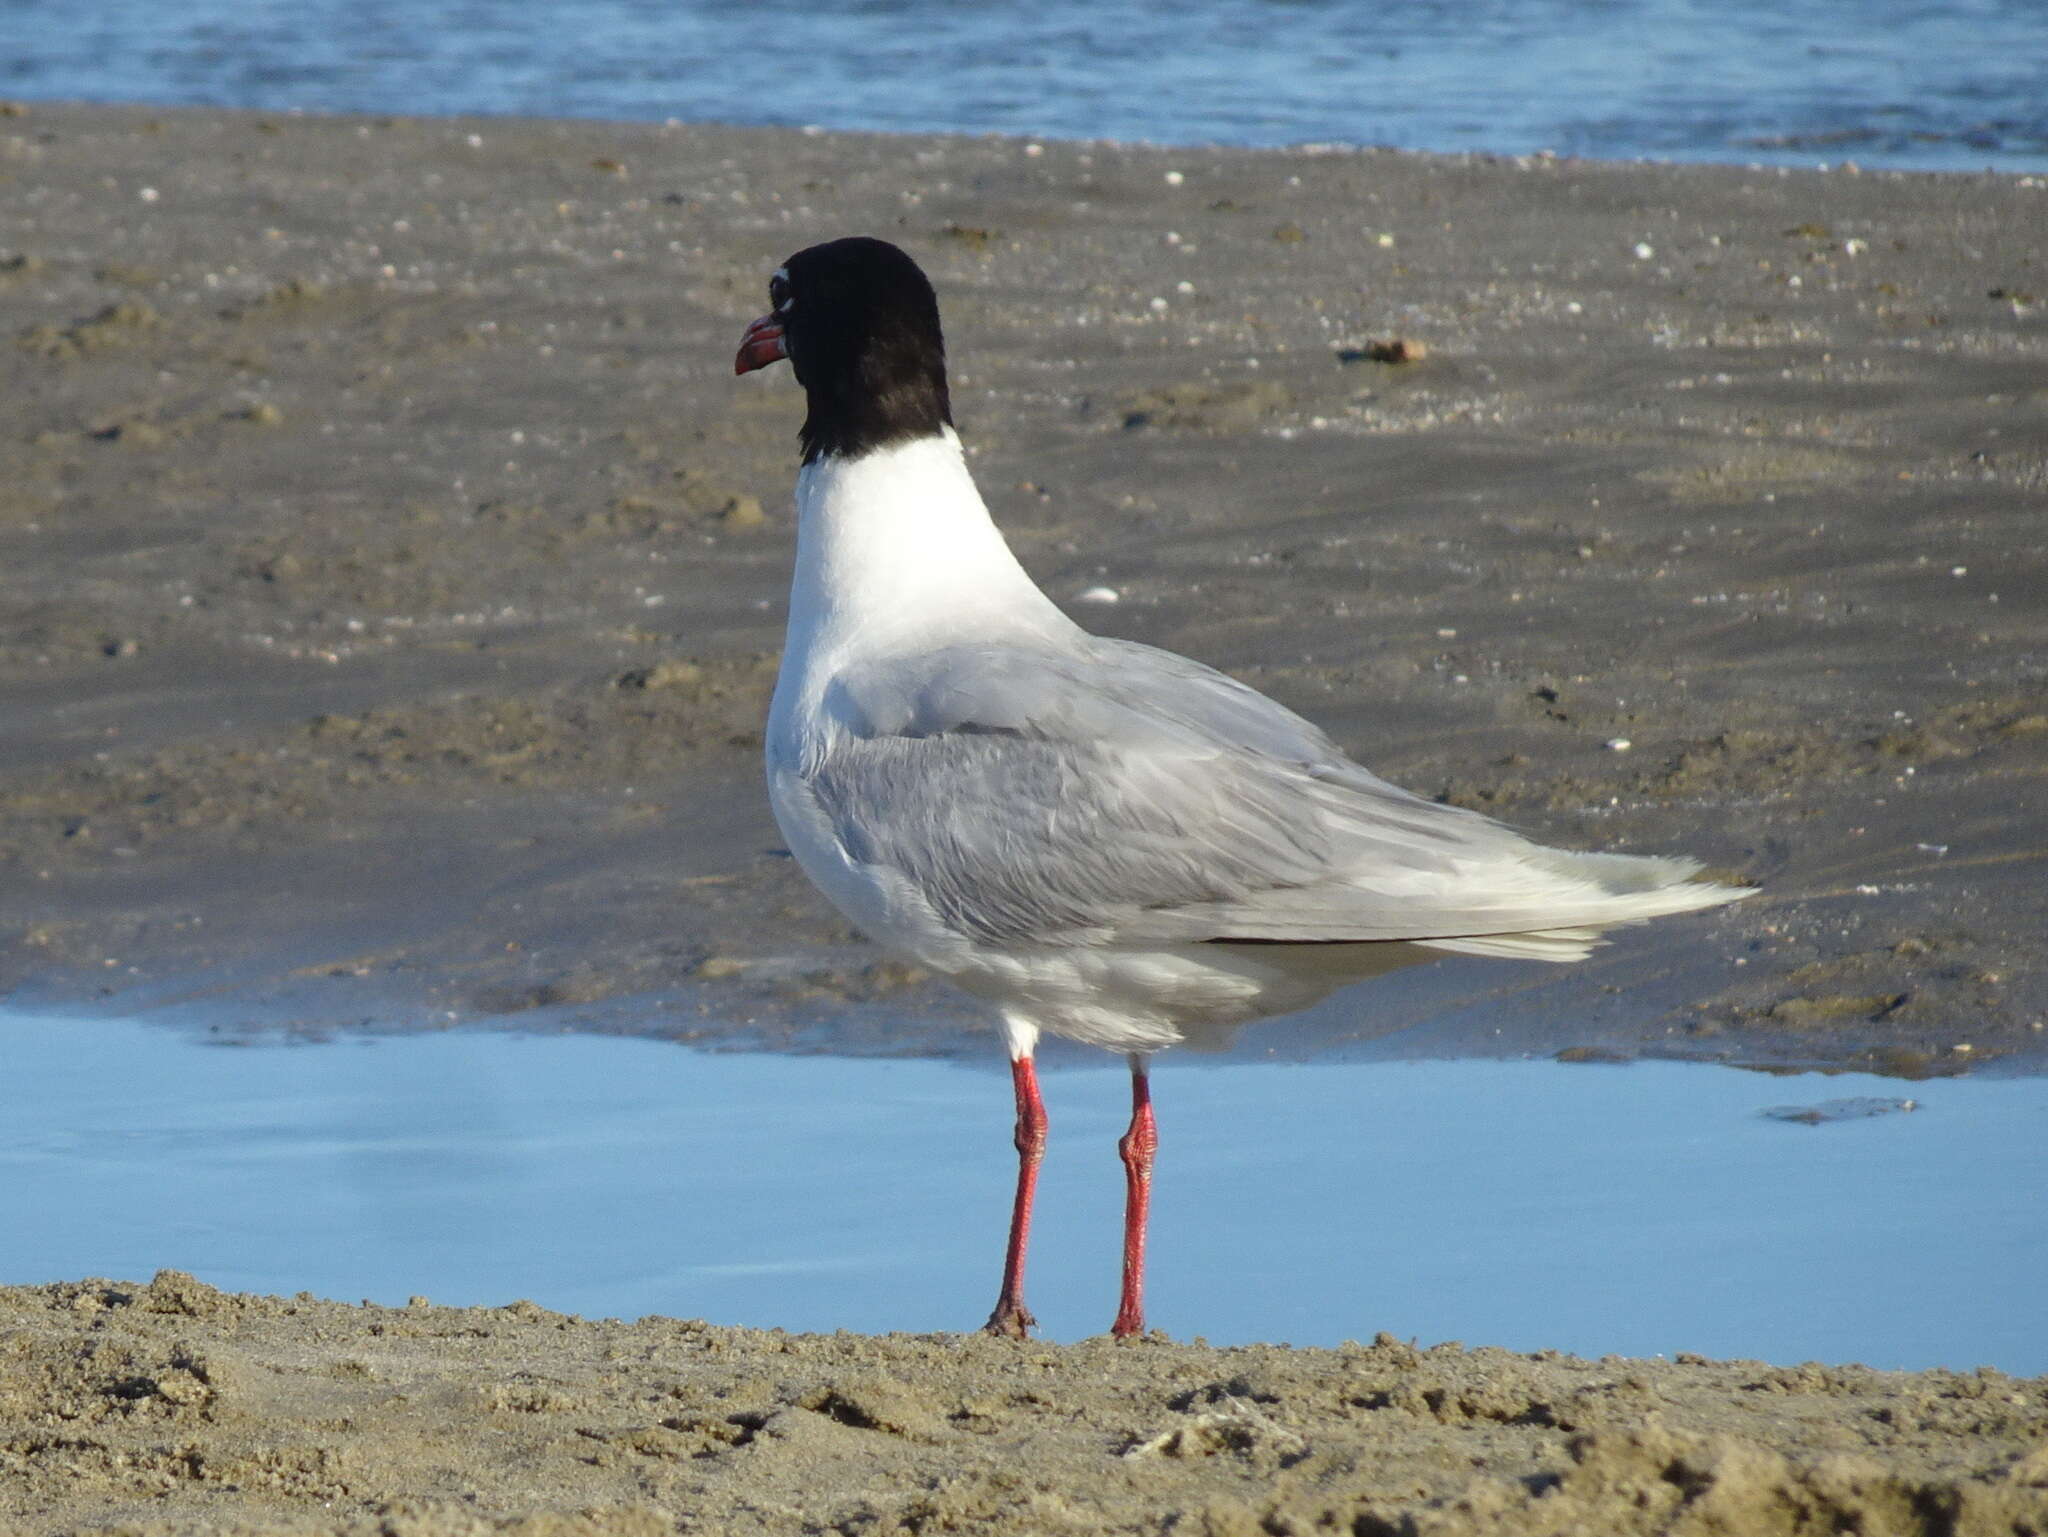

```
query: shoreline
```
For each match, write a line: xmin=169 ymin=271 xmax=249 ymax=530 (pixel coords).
xmin=17 ymin=91 xmax=2048 ymax=183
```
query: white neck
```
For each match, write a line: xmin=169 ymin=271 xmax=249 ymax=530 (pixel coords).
xmin=779 ymin=430 xmax=1075 ymax=678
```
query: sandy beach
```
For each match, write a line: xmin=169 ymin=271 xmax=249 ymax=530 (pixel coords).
xmin=2 ymin=102 xmax=2046 ymax=1531
xmin=1 ymin=1271 xmax=2044 ymax=1537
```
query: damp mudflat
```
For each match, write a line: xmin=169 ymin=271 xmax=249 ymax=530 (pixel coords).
xmin=3 ymin=1009 xmax=2040 ymax=1375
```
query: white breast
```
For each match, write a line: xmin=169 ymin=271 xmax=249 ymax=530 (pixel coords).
xmin=765 ymin=431 xmax=1078 ymax=966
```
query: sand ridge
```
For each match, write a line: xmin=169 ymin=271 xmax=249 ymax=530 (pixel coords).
xmin=3 ymin=1272 xmax=2044 ymax=1536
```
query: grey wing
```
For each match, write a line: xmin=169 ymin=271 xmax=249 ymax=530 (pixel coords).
xmin=805 ymin=637 xmax=1557 ymax=949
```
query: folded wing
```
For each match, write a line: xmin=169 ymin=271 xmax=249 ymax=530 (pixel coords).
xmin=805 ymin=637 xmax=1747 ymax=956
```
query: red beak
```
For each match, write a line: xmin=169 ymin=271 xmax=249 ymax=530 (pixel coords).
xmin=734 ymin=313 xmax=788 ymax=375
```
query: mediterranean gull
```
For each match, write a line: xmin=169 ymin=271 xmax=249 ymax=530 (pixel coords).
xmin=734 ymin=236 xmax=1752 ymax=1340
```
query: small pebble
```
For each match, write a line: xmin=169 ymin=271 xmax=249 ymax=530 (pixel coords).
xmin=720 ymin=494 xmax=767 ymax=529
xmin=1075 ymin=585 xmax=1120 ymax=605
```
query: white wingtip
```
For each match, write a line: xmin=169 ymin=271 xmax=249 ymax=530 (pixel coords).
xmin=1418 ymin=872 xmax=1755 ymax=964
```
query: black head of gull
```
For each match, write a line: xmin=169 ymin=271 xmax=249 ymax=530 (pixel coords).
xmin=735 ymin=235 xmax=953 ymax=465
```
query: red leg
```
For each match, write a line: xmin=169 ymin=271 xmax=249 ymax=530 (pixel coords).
xmin=984 ymin=1053 xmax=1048 ymax=1338
xmin=1111 ymin=1056 xmax=1158 ymax=1339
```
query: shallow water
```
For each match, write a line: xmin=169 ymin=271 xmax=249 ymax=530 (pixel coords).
xmin=2 ymin=1010 xmax=2042 ymax=1373
xmin=3 ymin=0 xmax=2044 ymax=171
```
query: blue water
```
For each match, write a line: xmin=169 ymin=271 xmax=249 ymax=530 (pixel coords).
xmin=4 ymin=1010 xmax=2044 ymax=1372
xmin=2 ymin=0 xmax=2043 ymax=171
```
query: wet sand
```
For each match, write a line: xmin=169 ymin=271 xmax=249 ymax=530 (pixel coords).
xmin=2 ymin=103 xmax=2046 ymax=1532
xmin=3 ymin=103 xmax=2045 ymax=1071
